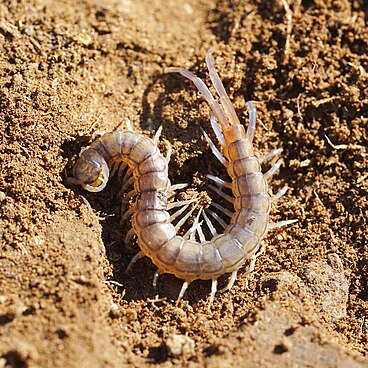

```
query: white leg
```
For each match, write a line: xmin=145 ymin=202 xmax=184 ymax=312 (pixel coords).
xmin=203 ymin=211 xmax=217 ymax=237
xmin=207 ymin=174 xmax=232 ymax=189
xmin=210 ymin=114 xmax=225 ymax=147
xmin=153 ymin=269 xmax=160 ymax=288
xmin=205 ymin=208 xmax=227 ymax=229
xmin=177 ymin=281 xmax=190 ymax=303
xmin=269 ymin=219 xmax=297 ymax=229
xmin=165 ymin=141 xmax=172 ymax=163
xmin=264 ymin=159 xmax=283 ymax=180
xmin=154 ymin=126 xmax=163 ymax=144
xmin=174 ymin=206 xmax=197 ymax=232
xmin=271 ymin=185 xmax=289 ymax=202
xmin=126 ymin=250 xmax=144 ymax=272
xmin=124 ymin=227 xmax=135 ymax=245
xmin=125 ymin=118 xmax=134 ymax=131
xmin=202 ymin=129 xmax=228 ymax=168
xmin=207 ymin=184 xmax=234 ymax=204
xmin=209 ymin=278 xmax=218 ymax=305
xmin=258 ymin=148 xmax=283 ymax=164
xmin=121 ymin=205 xmax=135 ymax=222
xmin=245 ymin=101 xmax=257 ymax=143
xmin=210 ymin=202 xmax=233 ymax=218
xmin=218 ymin=270 xmax=238 ymax=293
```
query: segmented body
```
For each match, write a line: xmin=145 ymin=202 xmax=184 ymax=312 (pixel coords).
xmin=72 ymin=51 xmax=293 ymax=303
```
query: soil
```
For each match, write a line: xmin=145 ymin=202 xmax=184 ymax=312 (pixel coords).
xmin=0 ymin=0 xmax=367 ymax=367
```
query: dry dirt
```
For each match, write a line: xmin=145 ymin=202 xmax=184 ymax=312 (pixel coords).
xmin=0 ymin=0 xmax=367 ymax=367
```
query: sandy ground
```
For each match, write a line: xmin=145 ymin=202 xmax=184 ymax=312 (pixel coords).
xmin=0 ymin=0 xmax=367 ymax=367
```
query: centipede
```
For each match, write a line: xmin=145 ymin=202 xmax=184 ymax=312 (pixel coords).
xmin=70 ymin=50 xmax=296 ymax=304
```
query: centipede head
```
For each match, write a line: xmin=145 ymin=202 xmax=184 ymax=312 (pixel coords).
xmin=72 ymin=149 xmax=109 ymax=192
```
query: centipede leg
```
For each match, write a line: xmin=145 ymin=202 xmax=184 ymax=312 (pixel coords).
xmin=125 ymin=118 xmax=134 ymax=131
xmin=165 ymin=141 xmax=172 ymax=163
xmin=205 ymin=208 xmax=227 ymax=229
xmin=202 ymin=129 xmax=228 ymax=168
xmin=247 ymin=245 xmax=265 ymax=274
xmin=207 ymin=174 xmax=232 ymax=189
xmin=269 ymin=219 xmax=298 ymax=229
xmin=203 ymin=211 xmax=217 ymax=237
xmin=245 ymin=101 xmax=256 ymax=143
xmin=209 ymin=278 xmax=218 ymax=305
xmin=218 ymin=270 xmax=238 ymax=293
xmin=153 ymin=269 xmax=161 ymax=288
xmin=176 ymin=281 xmax=190 ymax=303
xmin=271 ymin=185 xmax=289 ymax=202
xmin=120 ymin=188 xmax=137 ymax=213
xmin=126 ymin=250 xmax=145 ymax=272
xmin=210 ymin=114 xmax=225 ymax=147
xmin=210 ymin=202 xmax=232 ymax=218
xmin=207 ymin=184 xmax=234 ymax=204
xmin=258 ymin=148 xmax=283 ymax=164
xmin=264 ymin=159 xmax=283 ymax=180
xmin=153 ymin=126 xmax=163 ymax=144
xmin=124 ymin=227 xmax=137 ymax=246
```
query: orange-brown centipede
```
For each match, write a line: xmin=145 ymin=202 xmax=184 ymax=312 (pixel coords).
xmin=71 ymin=51 xmax=296 ymax=303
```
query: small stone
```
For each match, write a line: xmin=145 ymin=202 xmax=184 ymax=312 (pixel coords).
xmin=0 ymin=191 xmax=6 ymax=202
xmin=165 ymin=334 xmax=195 ymax=357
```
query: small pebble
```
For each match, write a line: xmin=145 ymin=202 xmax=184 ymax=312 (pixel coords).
xmin=165 ymin=334 xmax=195 ymax=357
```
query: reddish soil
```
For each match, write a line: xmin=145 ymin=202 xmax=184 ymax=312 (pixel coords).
xmin=0 ymin=0 xmax=367 ymax=367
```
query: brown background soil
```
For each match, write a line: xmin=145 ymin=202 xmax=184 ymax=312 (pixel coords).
xmin=0 ymin=0 xmax=367 ymax=367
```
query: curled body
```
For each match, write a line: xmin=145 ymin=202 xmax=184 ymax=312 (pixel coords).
xmin=72 ymin=51 xmax=295 ymax=303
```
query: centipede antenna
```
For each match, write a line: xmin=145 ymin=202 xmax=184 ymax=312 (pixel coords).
xmin=126 ymin=250 xmax=144 ymax=272
xmin=206 ymin=50 xmax=241 ymax=127
xmin=269 ymin=219 xmax=298 ymax=229
xmin=177 ymin=281 xmax=190 ymax=303
xmin=205 ymin=208 xmax=227 ymax=229
xmin=210 ymin=114 xmax=225 ymax=147
xmin=203 ymin=211 xmax=217 ymax=237
xmin=264 ymin=159 xmax=283 ymax=180
xmin=209 ymin=278 xmax=218 ymax=305
xmin=125 ymin=118 xmax=134 ymax=131
xmin=154 ymin=125 xmax=163 ymax=144
xmin=218 ymin=270 xmax=238 ymax=293
xmin=258 ymin=148 xmax=283 ymax=164
xmin=165 ymin=141 xmax=172 ymax=163
xmin=207 ymin=174 xmax=232 ymax=189
xmin=210 ymin=201 xmax=233 ymax=218
xmin=202 ymin=129 xmax=228 ymax=168
xmin=207 ymin=184 xmax=235 ymax=204
xmin=153 ymin=269 xmax=161 ymax=288
xmin=166 ymin=67 xmax=230 ymax=129
xmin=245 ymin=101 xmax=256 ymax=143
xmin=271 ymin=185 xmax=289 ymax=202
